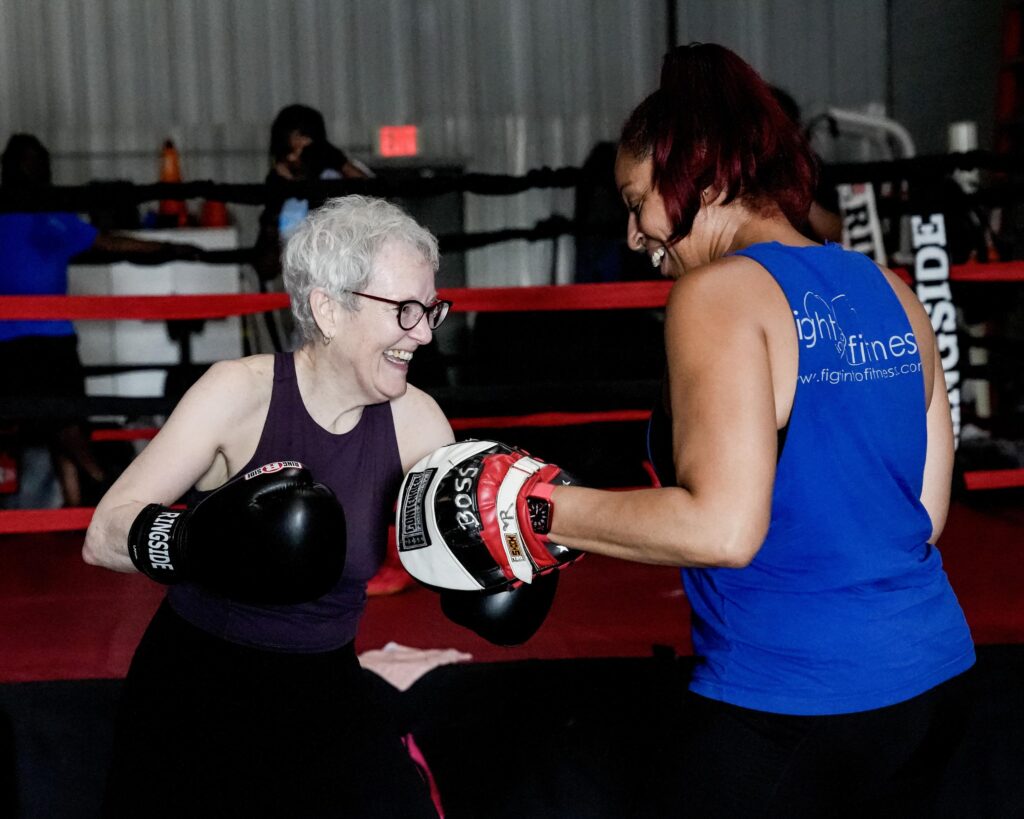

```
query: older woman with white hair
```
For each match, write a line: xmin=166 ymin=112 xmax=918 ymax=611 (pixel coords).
xmin=85 ymin=195 xmax=452 ymax=818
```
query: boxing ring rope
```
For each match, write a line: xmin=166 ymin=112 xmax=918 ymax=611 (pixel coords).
xmin=1 ymin=262 xmax=1022 ymax=536
xmin=1 ymin=148 xmax=1021 ymax=216
xmin=0 ymin=256 xmax=1020 ymax=322
xmin=0 ymin=508 xmax=95 ymax=535
xmin=963 ymin=468 xmax=1024 ymax=491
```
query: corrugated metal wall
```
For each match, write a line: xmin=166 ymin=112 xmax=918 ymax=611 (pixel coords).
xmin=0 ymin=0 xmax=889 ymax=285
xmin=890 ymin=0 xmax=1003 ymax=155
xmin=675 ymin=0 xmax=888 ymax=117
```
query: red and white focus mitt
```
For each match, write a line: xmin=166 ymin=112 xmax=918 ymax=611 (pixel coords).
xmin=396 ymin=440 xmax=581 ymax=592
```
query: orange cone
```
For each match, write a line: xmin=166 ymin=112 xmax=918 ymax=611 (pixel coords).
xmin=158 ymin=140 xmax=189 ymax=227
xmin=199 ymin=199 xmax=230 ymax=227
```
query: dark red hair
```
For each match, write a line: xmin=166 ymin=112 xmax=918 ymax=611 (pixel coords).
xmin=620 ymin=43 xmax=816 ymax=241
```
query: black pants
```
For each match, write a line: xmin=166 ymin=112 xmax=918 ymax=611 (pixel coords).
xmin=102 ymin=602 xmax=438 ymax=819
xmin=0 ymin=335 xmax=85 ymax=445
xmin=662 ymin=670 xmax=973 ymax=818
xmin=0 ymin=335 xmax=86 ymax=398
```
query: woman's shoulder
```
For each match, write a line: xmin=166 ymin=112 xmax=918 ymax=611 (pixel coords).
xmin=390 ymin=384 xmax=455 ymax=470
xmin=665 ymin=253 xmax=796 ymax=353
xmin=187 ymin=354 xmax=275 ymax=412
xmin=144 ymin=355 xmax=276 ymax=484
xmin=206 ymin=353 xmax=274 ymax=385
xmin=390 ymin=383 xmax=447 ymax=427
xmin=669 ymin=253 xmax=779 ymax=308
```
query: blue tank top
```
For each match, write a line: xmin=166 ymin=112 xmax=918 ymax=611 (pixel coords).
xmin=682 ymin=242 xmax=974 ymax=715
xmin=0 ymin=212 xmax=98 ymax=341
xmin=168 ymin=352 xmax=404 ymax=652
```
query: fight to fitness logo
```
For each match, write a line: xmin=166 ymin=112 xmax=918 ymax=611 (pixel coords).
xmin=793 ymin=290 xmax=921 ymax=385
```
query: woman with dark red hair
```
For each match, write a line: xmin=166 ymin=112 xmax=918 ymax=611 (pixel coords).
xmin=432 ymin=43 xmax=975 ymax=815
xmin=569 ymin=42 xmax=975 ymax=815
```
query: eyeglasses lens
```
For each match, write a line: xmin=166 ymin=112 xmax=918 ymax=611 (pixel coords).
xmin=399 ymin=302 xmax=424 ymax=331
xmin=427 ymin=301 xmax=449 ymax=329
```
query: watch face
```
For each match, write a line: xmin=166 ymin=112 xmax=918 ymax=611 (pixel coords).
xmin=526 ymin=496 xmax=551 ymax=535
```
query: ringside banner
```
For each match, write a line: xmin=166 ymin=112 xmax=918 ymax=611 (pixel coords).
xmin=911 ymin=213 xmax=961 ymax=447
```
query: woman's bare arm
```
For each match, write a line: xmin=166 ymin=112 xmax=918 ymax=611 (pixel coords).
xmin=546 ymin=259 xmax=779 ymax=567
xmin=82 ymin=359 xmax=267 ymax=572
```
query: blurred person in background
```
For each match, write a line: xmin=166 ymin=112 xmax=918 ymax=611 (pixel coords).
xmin=0 ymin=133 xmax=200 ymax=507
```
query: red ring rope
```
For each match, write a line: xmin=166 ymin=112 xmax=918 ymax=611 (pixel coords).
xmin=1 ymin=260 xmax=1022 ymax=321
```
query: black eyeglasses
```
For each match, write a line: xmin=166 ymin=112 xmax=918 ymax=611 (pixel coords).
xmin=349 ymin=291 xmax=453 ymax=331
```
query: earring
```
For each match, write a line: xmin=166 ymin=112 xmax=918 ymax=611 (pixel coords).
xmin=321 ymin=331 xmax=332 ymax=346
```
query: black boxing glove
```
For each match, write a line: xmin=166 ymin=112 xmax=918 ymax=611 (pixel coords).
xmin=440 ymin=571 xmax=559 ymax=646
xmin=128 ymin=461 xmax=347 ymax=605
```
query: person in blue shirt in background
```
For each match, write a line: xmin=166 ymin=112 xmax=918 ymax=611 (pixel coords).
xmin=0 ymin=133 xmax=201 ymax=507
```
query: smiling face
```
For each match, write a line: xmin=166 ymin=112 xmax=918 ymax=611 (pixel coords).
xmin=331 ymin=238 xmax=438 ymax=404
xmin=614 ymin=149 xmax=711 ymax=278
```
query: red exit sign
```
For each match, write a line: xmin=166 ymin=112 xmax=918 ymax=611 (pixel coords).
xmin=378 ymin=125 xmax=419 ymax=157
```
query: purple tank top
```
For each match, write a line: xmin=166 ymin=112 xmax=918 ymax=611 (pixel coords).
xmin=167 ymin=352 xmax=404 ymax=652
